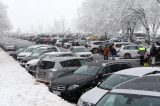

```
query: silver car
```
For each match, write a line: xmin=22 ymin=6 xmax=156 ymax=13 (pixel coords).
xmin=36 ymin=57 xmax=90 ymax=83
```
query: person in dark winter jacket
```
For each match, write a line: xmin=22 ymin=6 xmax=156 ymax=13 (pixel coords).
xmin=150 ymin=43 xmax=157 ymax=66
xmin=110 ymin=45 xmax=117 ymax=60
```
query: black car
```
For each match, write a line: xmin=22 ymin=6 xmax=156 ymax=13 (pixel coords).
xmin=49 ymin=61 xmax=133 ymax=101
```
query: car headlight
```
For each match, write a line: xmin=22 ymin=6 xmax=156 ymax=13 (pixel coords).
xmin=77 ymin=98 xmax=83 ymax=106
xmin=67 ymin=85 xmax=79 ymax=90
xmin=48 ymin=72 xmax=53 ymax=76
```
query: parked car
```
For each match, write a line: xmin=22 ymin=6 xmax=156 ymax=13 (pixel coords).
xmin=113 ymin=42 xmax=134 ymax=51
xmin=17 ymin=45 xmax=50 ymax=61
xmin=117 ymin=45 xmax=143 ymax=58
xmin=2 ymin=43 xmax=15 ymax=51
xmin=63 ymin=41 xmax=73 ymax=48
xmin=77 ymin=67 xmax=160 ymax=106
xmin=132 ymin=33 xmax=147 ymax=44
xmin=36 ymin=57 xmax=90 ymax=84
xmin=26 ymin=52 xmax=75 ymax=76
xmin=96 ymin=75 xmax=160 ymax=106
xmin=20 ymin=46 xmax=59 ymax=67
xmin=49 ymin=61 xmax=133 ymax=101
xmin=35 ymin=35 xmax=52 ymax=44
xmin=10 ymin=47 xmax=26 ymax=59
xmin=88 ymin=41 xmax=106 ymax=54
xmin=56 ymin=39 xmax=63 ymax=47
xmin=69 ymin=46 xmax=93 ymax=61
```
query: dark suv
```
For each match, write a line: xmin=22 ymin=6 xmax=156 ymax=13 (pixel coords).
xmin=49 ymin=61 xmax=133 ymax=101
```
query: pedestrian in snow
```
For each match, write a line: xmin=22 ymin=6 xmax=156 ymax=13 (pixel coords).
xmin=138 ymin=47 xmax=146 ymax=65
xmin=110 ymin=45 xmax=117 ymax=60
xmin=150 ymin=43 xmax=157 ymax=66
xmin=103 ymin=45 xmax=110 ymax=60
xmin=144 ymin=51 xmax=150 ymax=67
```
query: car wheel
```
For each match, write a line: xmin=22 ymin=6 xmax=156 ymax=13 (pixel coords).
xmin=137 ymin=41 xmax=141 ymax=44
xmin=124 ymin=53 xmax=131 ymax=59
xmin=92 ymin=48 xmax=97 ymax=54
xmin=67 ymin=45 xmax=70 ymax=49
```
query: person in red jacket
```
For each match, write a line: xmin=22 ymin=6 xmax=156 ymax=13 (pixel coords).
xmin=103 ymin=45 xmax=110 ymax=60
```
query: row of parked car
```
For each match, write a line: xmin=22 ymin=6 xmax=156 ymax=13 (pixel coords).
xmin=2 ymin=38 xmax=160 ymax=105
xmin=10 ymin=45 xmax=160 ymax=106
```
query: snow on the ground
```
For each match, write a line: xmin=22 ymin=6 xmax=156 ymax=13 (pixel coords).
xmin=0 ymin=49 xmax=74 ymax=106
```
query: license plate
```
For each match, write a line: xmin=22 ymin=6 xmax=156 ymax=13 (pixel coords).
xmin=53 ymin=91 xmax=61 ymax=96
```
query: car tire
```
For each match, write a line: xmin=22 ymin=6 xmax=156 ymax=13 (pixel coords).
xmin=92 ymin=48 xmax=97 ymax=54
xmin=124 ymin=53 xmax=131 ymax=59
xmin=57 ymin=44 xmax=60 ymax=47
xmin=67 ymin=45 xmax=70 ymax=49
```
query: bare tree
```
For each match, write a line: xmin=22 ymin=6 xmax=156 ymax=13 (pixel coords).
xmin=0 ymin=1 xmax=11 ymax=36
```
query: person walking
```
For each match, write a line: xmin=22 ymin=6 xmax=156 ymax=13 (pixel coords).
xmin=138 ymin=46 xmax=146 ymax=65
xmin=150 ymin=43 xmax=157 ymax=66
xmin=144 ymin=51 xmax=150 ymax=67
xmin=110 ymin=45 xmax=117 ymax=60
xmin=103 ymin=45 xmax=110 ymax=60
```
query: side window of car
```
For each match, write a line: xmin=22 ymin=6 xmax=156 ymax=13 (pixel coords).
xmin=60 ymin=59 xmax=81 ymax=67
xmin=51 ymin=47 xmax=58 ymax=52
xmin=128 ymin=46 xmax=137 ymax=50
xmin=61 ymin=54 xmax=73 ymax=57
xmin=123 ymin=46 xmax=129 ymax=50
xmin=100 ymin=65 xmax=112 ymax=74
xmin=110 ymin=64 xmax=122 ymax=73
xmin=120 ymin=64 xmax=132 ymax=70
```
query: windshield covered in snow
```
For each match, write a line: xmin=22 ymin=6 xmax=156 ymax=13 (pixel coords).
xmin=99 ymin=74 xmax=137 ymax=90
xmin=23 ymin=47 xmax=35 ymax=52
xmin=37 ymin=53 xmax=47 ymax=59
xmin=97 ymin=93 xmax=160 ymax=106
xmin=30 ymin=49 xmax=47 ymax=57
xmin=74 ymin=65 xmax=101 ymax=76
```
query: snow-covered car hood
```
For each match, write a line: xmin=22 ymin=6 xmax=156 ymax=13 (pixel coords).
xmin=75 ymin=52 xmax=92 ymax=56
xmin=27 ymin=59 xmax=40 ymax=66
xmin=18 ymin=52 xmax=32 ymax=57
xmin=78 ymin=87 xmax=109 ymax=105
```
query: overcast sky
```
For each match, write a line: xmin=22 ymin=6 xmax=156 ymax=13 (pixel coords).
xmin=2 ymin=0 xmax=84 ymax=33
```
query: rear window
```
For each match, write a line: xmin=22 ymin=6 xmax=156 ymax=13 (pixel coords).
xmin=115 ymin=44 xmax=122 ymax=48
xmin=60 ymin=54 xmax=74 ymax=57
xmin=93 ymin=42 xmax=104 ymax=45
xmin=60 ymin=59 xmax=81 ymax=67
xmin=38 ymin=61 xmax=55 ymax=69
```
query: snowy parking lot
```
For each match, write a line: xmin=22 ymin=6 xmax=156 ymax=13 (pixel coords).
xmin=0 ymin=48 xmax=74 ymax=106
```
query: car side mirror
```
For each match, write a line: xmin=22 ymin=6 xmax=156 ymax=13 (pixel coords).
xmin=97 ymin=73 xmax=103 ymax=79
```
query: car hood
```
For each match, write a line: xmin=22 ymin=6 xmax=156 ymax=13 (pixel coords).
xmin=79 ymin=87 xmax=109 ymax=105
xmin=18 ymin=52 xmax=32 ymax=57
xmin=53 ymin=74 xmax=94 ymax=85
xmin=27 ymin=59 xmax=40 ymax=65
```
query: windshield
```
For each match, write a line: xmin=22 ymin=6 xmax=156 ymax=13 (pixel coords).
xmin=99 ymin=74 xmax=137 ymax=90
xmin=37 ymin=53 xmax=47 ymax=59
xmin=23 ymin=47 xmax=35 ymax=52
xmin=74 ymin=47 xmax=89 ymax=52
xmin=30 ymin=49 xmax=46 ymax=57
xmin=97 ymin=93 xmax=160 ymax=106
xmin=74 ymin=65 xmax=101 ymax=76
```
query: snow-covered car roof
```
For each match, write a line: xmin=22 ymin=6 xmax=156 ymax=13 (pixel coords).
xmin=44 ymin=51 xmax=73 ymax=55
xmin=42 ymin=56 xmax=85 ymax=62
xmin=114 ymin=67 xmax=160 ymax=77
